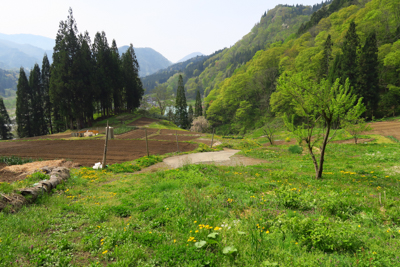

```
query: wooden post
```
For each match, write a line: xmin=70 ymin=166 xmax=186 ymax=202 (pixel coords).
xmin=176 ymin=130 xmax=180 ymax=153
xmin=102 ymin=121 xmax=109 ymax=168
xmin=211 ymin=128 xmax=215 ymax=148
xmin=145 ymin=129 xmax=149 ymax=157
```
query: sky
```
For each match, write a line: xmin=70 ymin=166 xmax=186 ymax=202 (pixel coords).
xmin=0 ymin=0 xmax=319 ymax=63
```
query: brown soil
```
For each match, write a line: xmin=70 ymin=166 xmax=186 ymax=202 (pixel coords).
xmin=365 ymin=120 xmax=400 ymax=140
xmin=116 ymin=128 xmax=159 ymax=139
xmin=150 ymin=134 xmax=200 ymax=141
xmin=263 ymin=139 xmax=297 ymax=146
xmin=128 ymin=117 xmax=160 ymax=126
xmin=0 ymin=160 xmax=79 ymax=183
xmin=18 ymin=133 xmax=73 ymax=140
xmin=0 ymin=139 xmax=197 ymax=168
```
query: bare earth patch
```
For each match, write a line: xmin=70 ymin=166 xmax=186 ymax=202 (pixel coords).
xmin=366 ymin=120 xmax=400 ymax=140
xmin=0 ymin=159 xmax=78 ymax=183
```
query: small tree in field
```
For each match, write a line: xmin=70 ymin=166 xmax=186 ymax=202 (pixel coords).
xmin=190 ymin=116 xmax=209 ymax=133
xmin=263 ymin=118 xmax=283 ymax=145
xmin=272 ymin=73 xmax=365 ymax=179
xmin=343 ymin=118 xmax=371 ymax=144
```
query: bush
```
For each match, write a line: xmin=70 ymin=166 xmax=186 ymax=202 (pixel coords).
xmin=288 ymin=145 xmax=303 ymax=154
xmin=0 ymin=156 xmax=38 ymax=166
xmin=190 ymin=116 xmax=209 ymax=133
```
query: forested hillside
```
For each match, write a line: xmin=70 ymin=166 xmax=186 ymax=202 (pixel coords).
xmin=0 ymin=68 xmax=18 ymax=97
xmin=141 ymin=51 xmax=222 ymax=95
xmin=205 ymin=0 xmax=400 ymax=132
xmin=147 ymin=3 xmax=320 ymax=99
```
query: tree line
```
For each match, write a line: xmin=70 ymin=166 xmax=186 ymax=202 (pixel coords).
xmin=16 ymin=8 xmax=143 ymax=138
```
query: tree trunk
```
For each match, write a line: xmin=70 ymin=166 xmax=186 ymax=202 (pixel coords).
xmin=317 ymin=123 xmax=331 ymax=179
xmin=306 ymin=139 xmax=319 ymax=178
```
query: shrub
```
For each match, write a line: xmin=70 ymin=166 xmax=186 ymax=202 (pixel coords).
xmin=190 ymin=116 xmax=209 ymax=133
xmin=288 ymin=145 xmax=303 ymax=154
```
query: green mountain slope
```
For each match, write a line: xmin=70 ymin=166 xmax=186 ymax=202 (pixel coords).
xmin=150 ymin=4 xmax=317 ymax=100
xmin=206 ymin=0 xmax=400 ymax=132
xmin=141 ymin=49 xmax=224 ymax=95
xmin=185 ymin=4 xmax=315 ymax=99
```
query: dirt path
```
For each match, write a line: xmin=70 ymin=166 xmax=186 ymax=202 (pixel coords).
xmin=162 ymin=149 xmax=267 ymax=168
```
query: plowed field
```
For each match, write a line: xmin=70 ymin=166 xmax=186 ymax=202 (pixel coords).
xmin=0 ymin=140 xmax=197 ymax=167
xmin=366 ymin=120 xmax=400 ymax=140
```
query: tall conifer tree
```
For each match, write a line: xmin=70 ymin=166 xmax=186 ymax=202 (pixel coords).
xmin=195 ymin=90 xmax=202 ymax=117
xmin=41 ymin=54 xmax=52 ymax=133
xmin=341 ymin=22 xmax=360 ymax=86
xmin=50 ymin=8 xmax=81 ymax=129
xmin=175 ymin=75 xmax=188 ymax=128
xmin=318 ymin=34 xmax=333 ymax=81
xmin=188 ymin=105 xmax=194 ymax=126
xmin=121 ymin=44 xmax=143 ymax=112
xmin=16 ymin=68 xmax=32 ymax=138
xmin=0 ymin=97 xmax=13 ymax=140
xmin=93 ymin=31 xmax=112 ymax=116
xmin=110 ymin=39 xmax=122 ymax=114
xmin=29 ymin=63 xmax=47 ymax=136
xmin=75 ymin=32 xmax=95 ymax=128
xmin=357 ymin=32 xmax=379 ymax=118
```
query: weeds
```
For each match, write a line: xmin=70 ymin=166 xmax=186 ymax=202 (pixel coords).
xmin=1 ymin=143 xmax=400 ymax=266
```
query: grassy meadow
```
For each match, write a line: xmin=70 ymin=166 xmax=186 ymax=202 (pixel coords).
xmin=1 ymin=137 xmax=400 ymax=266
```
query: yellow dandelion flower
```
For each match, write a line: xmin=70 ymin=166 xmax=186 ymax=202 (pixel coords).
xmin=102 ymin=250 xmax=108 ymax=254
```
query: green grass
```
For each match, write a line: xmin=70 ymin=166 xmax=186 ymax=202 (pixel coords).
xmin=113 ymin=125 xmax=137 ymax=135
xmin=147 ymin=119 xmax=182 ymax=130
xmin=0 ymin=171 xmax=49 ymax=194
xmin=0 ymin=156 xmax=39 ymax=166
xmin=1 ymin=142 xmax=400 ymax=266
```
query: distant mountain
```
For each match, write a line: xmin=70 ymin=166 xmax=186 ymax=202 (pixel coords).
xmin=0 ymin=39 xmax=52 ymax=70
xmin=0 ymin=33 xmax=55 ymax=51
xmin=141 ymin=52 xmax=221 ymax=94
xmin=0 ymin=33 xmax=172 ymax=77
xmin=119 ymin=46 xmax=172 ymax=77
xmin=177 ymin=52 xmax=204 ymax=63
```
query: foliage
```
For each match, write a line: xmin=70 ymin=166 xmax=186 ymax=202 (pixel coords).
xmin=263 ymin=118 xmax=283 ymax=145
xmin=194 ymin=90 xmax=203 ymax=117
xmin=190 ymin=116 xmax=209 ymax=133
xmin=153 ymin=83 xmax=174 ymax=116
xmin=343 ymin=118 xmax=372 ymax=144
xmin=15 ymin=68 xmax=31 ymax=138
xmin=106 ymin=155 xmax=162 ymax=173
xmin=0 ymin=156 xmax=38 ymax=166
xmin=41 ymin=8 xmax=144 ymax=133
xmin=1 ymin=141 xmax=400 ymax=266
xmin=0 ymin=97 xmax=12 ymax=140
xmin=273 ymin=74 xmax=365 ymax=179
xmin=288 ymin=145 xmax=303 ymax=154
xmin=174 ymin=75 xmax=189 ymax=129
